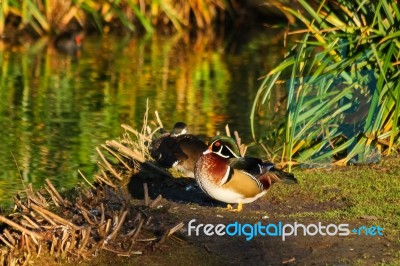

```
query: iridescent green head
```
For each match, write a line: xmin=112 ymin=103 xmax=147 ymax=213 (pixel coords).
xmin=207 ymin=136 xmax=241 ymax=158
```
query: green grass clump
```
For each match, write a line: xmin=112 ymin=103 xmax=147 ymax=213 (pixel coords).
xmin=251 ymin=0 xmax=400 ymax=167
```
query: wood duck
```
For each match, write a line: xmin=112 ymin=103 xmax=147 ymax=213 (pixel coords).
xmin=150 ymin=122 xmax=207 ymax=178
xmin=194 ymin=136 xmax=297 ymax=211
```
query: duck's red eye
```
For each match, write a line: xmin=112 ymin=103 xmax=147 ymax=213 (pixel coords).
xmin=215 ymin=141 xmax=221 ymax=147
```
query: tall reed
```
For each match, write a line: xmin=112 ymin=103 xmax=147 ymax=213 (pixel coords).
xmin=251 ymin=0 xmax=400 ymax=168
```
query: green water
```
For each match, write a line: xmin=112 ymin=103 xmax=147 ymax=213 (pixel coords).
xmin=0 ymin=29 xmax=288 ymax=208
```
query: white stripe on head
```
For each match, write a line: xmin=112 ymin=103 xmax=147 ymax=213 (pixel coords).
xmin=224 ymin=145 xmax=240 ymax=158
xmin=216 ymin=145 xmax=230 ymax=158
xmin=209 ymin=139 xmax=240 ymax=158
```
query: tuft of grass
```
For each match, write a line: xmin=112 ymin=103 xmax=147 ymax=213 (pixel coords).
xmin=251 ymin=0 xmax=400 ymax=167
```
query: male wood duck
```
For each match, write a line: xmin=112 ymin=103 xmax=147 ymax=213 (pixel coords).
xmin=150 ymin=122 xmax=207 ymax=178
xmin=194 ymin=136 xmax=297 ymax=211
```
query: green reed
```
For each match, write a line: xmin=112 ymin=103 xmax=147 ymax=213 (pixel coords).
xmin=0 ymin=0 xmax=228 ymax=36
xmin=251 ymin=0 xmax=400 ymax=168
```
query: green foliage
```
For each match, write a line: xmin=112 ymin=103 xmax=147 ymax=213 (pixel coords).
xmin=251 ymin=0 xmax=400 ymax=167
xmin=0 ymin=0 xmax=228 ymax=36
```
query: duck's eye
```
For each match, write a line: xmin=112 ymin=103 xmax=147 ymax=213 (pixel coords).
xmin=212 ymin=141 xmax=222 ymax=152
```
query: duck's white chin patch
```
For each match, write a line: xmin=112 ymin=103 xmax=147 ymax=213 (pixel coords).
xmin=203 ymin=149 xmax=212 ymax=155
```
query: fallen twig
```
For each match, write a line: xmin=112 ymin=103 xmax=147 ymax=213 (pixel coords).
xmin=0 ymin=215 xmax=43 ymax=240
xmin=30 ymin=204 xmax=81 ymax=231
xmin=96 ymin=147 xmax=122 ymax=180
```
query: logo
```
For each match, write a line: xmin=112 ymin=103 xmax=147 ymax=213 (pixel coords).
xmin=187 ymin=219 xmax=383 ymax=241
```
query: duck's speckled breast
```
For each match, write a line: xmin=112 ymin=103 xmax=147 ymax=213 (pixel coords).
xmin=195 ymin=153 xmax=229 ymax=186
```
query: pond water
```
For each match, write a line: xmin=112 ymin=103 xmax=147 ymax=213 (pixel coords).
xmin=0 ymin=27 xmax=289 ymax=208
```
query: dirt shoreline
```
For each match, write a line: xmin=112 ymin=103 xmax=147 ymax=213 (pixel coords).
xmin=8 ymin=156 xmax=400 ymax=265
xmin=61 ymin=195 xmax=397 ymax=266
xmin=65 ymin=160 xmax=400 ymax=266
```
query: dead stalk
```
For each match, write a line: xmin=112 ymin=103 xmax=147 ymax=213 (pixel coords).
xmin=96 ymin=147 xmax=122 ymax=180
xmin=107 ymin=210 xmax=128 ymax=241
xmin=77 ymin=227 xmax=91 ymax=253
xmin=28 ymin=208 xmax=58 ymax=227
xmin=78 ymin=170 xmax=96 ymax=189
xmin=30 ymin=204 xmax=81 ymax=230
xmin=100 ymin=203 xmax=105 ymax=225
xmin=225 ymin=124 xmax=231 ymax=137
xmin=24 ymin=234 xmax=31 ymax=258
xmin=29 ymin=233 xmax=40 ymax=246
xmin=45 ymin=188 xmax=60 ymax=207
xmin=101 ymin=144 xmax=132 ymax=171
xmin=26 ymin=192 xmax=48 ymax=209
xmin=154 ymin=111 xmax=163 ymax=128
xmin=131 ymin=218 xmax=144 ymax=240
xmin=149 ymin=195 xmax=163 ymax=208
xmin=61 ymin=241 xmax=71 ymax=258
xmin=143 ymin=183 xmax=149 ymax=206
xmin=167 ymin=222 xmax=184 ymax=237
xmin=45 ymin=179 xmax=69 ymax=207
xmin=234 ymin=130 xmax=247 ymax=156
xmin=13 ymin=196 xmax=28 ymax=212
xmin=156 ymin=222 xmax=185 ymax=247
xmin=20 ymin=215 xmax=40 ymax=230
xmin=69 ymin=231 xmax=77 ymax=251
xmin=105 ymin=219 xmax=112 ymax=235
xmin=3 ymin=230 xmax=15 ymax=246
xmin=101 ymin=245 xmax=129 ymax=256
xmin=106 ymin=140 xmax=146 ymax=163
xmin=96 ymin=170 xmax=118 ymax=189
xmin=77 ymin=205 xmax=96 ymax=226
xmin=0 ymin=235 xmax=13 ymax=249
xmin=121 ymin=124 xmax=152 ymax=142
xmin=50 ymin=235 xmax=57 ymax=255
xmin=60 ymin=229 xmax=70 ymax=255
xmin=0 ymin=215 xmax=43 ymax=240
xmin=106 ymin=140 xmax=171 ymax=176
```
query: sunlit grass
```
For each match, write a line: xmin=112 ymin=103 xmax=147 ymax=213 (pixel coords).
xmin=0 ymin=0 xmax=229 ymax=36
xmin=251 ymin=0 xmax=400 ymax=167
xmin=269 ymin=157 xmax=400 ymax=241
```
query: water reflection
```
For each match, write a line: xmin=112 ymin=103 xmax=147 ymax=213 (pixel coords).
xmin=0 ymin=29 xmax=288 ymax=207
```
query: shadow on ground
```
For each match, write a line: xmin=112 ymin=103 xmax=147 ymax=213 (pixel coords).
xmin=128 ymin=163 xmax=225 ymax=207
xmin=120 ymin=163 xmax=399 ymax=265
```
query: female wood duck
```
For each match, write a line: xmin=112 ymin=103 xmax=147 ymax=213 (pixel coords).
xmin=194 ymin=136 xmax=297 ymax=211
xmin=150 ymin=122 xmax=207 ymax=178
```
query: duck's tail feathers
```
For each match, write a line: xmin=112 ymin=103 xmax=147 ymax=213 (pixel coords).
xmin=258 ymin=168 xmax=297 ymax=190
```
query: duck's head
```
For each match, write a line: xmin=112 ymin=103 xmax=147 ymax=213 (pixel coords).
xmin=171 ymin=122 xmax=188 ymax=136
xmin=206 ymin=136 xmax=241 ymax=158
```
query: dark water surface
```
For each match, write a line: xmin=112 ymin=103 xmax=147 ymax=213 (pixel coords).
xmin=0 ymin=29 xmax=288 ymax=207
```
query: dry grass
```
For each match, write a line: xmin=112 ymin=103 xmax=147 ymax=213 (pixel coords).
xmin=0 ymin=105 xmax=183 ymax=265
